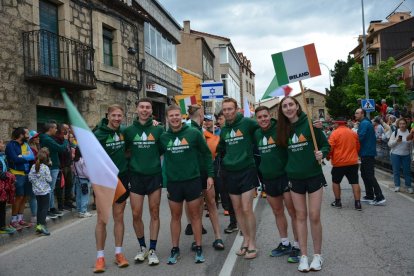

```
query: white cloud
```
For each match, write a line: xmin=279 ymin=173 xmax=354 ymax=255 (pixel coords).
xmin=157 ymin=0 xmax=414 ymax=100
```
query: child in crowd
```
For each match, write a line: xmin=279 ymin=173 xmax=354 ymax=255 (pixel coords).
xmin=28 ymin=148 xmax=52 ymax=236
xmin=72 ymin=147 xmax=92 ymax=218
xmin=0 ymin=139 xmax=17 ymax=234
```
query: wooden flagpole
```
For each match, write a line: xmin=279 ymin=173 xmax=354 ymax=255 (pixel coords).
xmin=299 ymin=80 xmax=321 ymax=164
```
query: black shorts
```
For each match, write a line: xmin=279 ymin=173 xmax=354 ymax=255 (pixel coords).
xmin=331 ymin=164 xmax=359 ymax=184
xmin=222 ymin=167 xmax=260 ymax=195
xmin=130 ymin=172 xmax=162 ymax=195
xmin=262 ymin=174 xmax=290 ymax=197
xmin=289 ymin=174 xmax=327 ymax=195
xmin=167 ymin=177 xmax=203 ymax=203
xmin=115 ymin=173 xmax=130 ymax=204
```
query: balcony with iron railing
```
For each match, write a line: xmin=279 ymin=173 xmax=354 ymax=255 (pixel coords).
xmin=144 ymin=52 xmax=182 ymax=95
xmin=22 ymin=29 xmax=96 ymax=90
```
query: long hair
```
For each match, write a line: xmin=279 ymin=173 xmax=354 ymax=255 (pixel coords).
xmin=73 ymin=147 xmax=82 ymax=162
xmin=35 ymin=147 xmax=50 ymax=173
xmin=276 ymin=96 xmax=302 ymax=147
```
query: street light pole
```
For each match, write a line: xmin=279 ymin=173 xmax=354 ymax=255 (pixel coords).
xmin=319 ymin=62 xmax=332 ymax=88
xmin=361 ymin=0 xmax=370 ymax=117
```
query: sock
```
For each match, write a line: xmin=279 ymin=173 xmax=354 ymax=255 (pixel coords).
xmin=11 ymin=216 xmax=17 ymax=223
xmin=335 ymin=198 xmax=341 ymax=203
xmin=195 ymin=245 xmax=202 ymax=252
xmin=97 ymin=250 xmax=104 ymax=258
xmin=115 ymin=247 xmax=122 ymax=254
xmin=17 ymin=214 xmax=23 ymax=221
xmin=281 ymin=238 xmax=290 ymax=246
xmin=149 ymin=239 xmax=157 ymax=251
xmin=172 ymin=246 xmax=179 ymax=251
xmin=138 ymin=236 xmax=146 ymax=248
xmin=293 ymin=241 xmax=299 ymax=248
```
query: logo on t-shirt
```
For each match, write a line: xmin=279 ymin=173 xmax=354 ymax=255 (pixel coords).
xmin=224 ymin=129 xmax=244 ymax=145
xmin=166 ymin=137 xmax=190 ymax=153
xmin=288 ymin=133 xmax=308 ymax=152
xmin=105 ymin=133 xmax=124 ymax=150
xmin=258 ymin=135 xmax=276 ymax=154
xmin=133 ymin=132 xmax=156 ymax=149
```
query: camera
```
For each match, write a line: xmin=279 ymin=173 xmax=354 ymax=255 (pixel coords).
xmin=398 ymin=135 xmax=403 ymax=140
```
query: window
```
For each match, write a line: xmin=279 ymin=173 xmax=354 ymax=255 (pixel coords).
xmin=103 ymin=27 xmax=113 ymax=66
xmin=144 ymin=22 xmax=177 ymax=69
xmin=306 ymin=98 xmax=314 ymax=105
xmin=367 ymin=53 xmax=376 ymax=67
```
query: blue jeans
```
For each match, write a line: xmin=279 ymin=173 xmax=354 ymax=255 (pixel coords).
xmin=49 ymin=169 xmax=60 ymax=209
xmin=74 ymin=177 xmax=90 ymax=213
xmin=390 ymin=153 xmax=412 ymax=188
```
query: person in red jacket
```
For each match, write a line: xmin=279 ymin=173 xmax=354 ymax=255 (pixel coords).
xmin=327 ymin=118 xmax=362 ymax=210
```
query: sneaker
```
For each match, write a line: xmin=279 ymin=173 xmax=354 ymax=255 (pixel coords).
xmin=224 ymin=223 xmax=238 ymax=234
xmin=288 ymin=247 xmax=301 ymax=263
xmin=38 ymin=224 xmax=50 ymax=236
xmin=148 ymin=249 xmax=159 ymax=265
xmin=115 ymin=253 xmax=129 ymax=268
xmin=270 ymin=242 xmax=292 ymax=257
xmin=167 ymin=247 xmax=180 ymax=265
xmin=18 ymin=220 xmax=32 ymax=228
xmin=298 ymin=255 xmax=310 ymax=272
xmin=79 ymin=212 xmax=93 ymax=218
xmin=10 ymin=221 xmax=23 ymax=231
xmin=223 ymin=210 xmax=230 ymax=216
xmin=64 ymin=202 xmax=76 ymax=209
xmin=51 ymin=208 xmax=63 ymax=217
xmin=0 ymin=226 xmax=16 ymax=235
xmin=408 ymin=187 xmax=413 ymax=194
xmin=355 ymin=201 xmax=362 ymax=211
xmin=94 ymin=257 xmax=105 ymax=273
xmin=134 ymin=246 xmax=148 ymax=262
xmin=35 ymin=224 xmax=42 ymax=234
xmin=330 ymin=200 xmax=342 ymax=209
xmin=194 ymin=248 xmax=205 ymax=263
xmin=370 ymin=198 xmax=386 ymax=206
xmin=394 ymin=187 xmax=400 ymax=192
xmin=184 ymin=224 xmax=193 ymax=235
xmin=47 ymin=212 xmax=58 ymax=219
xmin=361 ymin=196 xmax=374 ymax=203
xmin=309 ymin=254 xmax=323 ymax=271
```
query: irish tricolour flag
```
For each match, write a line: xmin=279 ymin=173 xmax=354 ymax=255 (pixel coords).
xmin=261 ymin=75 xmax=293 ymax=100
xmin=61 ymin=89 xmax=124 ymax=224
xmin=271 ymin=43 xmax=321 ymax=86
xmin=178 ymin=95 xmax=197 ymax=115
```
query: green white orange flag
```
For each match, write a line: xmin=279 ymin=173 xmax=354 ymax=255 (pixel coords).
xmin=271 ymin=43 xmax=321 ymax=86
xmin=179 ymin=95 xmax=197 ymax=115
xmin=261 ymin=75 xmax=293 ymax=100
xmin=61 ymin=88 xmax=119 ymax=224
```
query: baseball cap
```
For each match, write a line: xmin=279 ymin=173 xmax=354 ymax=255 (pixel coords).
xmin=29 ymin=130 xmax=39 ymax=140
xmin=204 ymin=114 xmax=213 ymax=121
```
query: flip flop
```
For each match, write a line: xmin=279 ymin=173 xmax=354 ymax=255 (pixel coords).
xmin=212 ymin=239 xmax=225 ymax=250
xmin=244 ymin=249 xmax=258 ymax=259
xmin=236 ymin=246 xmax=248 ymax=256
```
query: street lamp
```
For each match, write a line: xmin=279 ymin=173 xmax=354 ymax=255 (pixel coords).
xmin=319 ymin=62 xmax=332 ymax=88
xmin=389 ymin=84 xmax=399 ymax=105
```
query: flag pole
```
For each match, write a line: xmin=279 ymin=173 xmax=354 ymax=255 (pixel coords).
xmin=299 ymin=80 xmax=321 ymax=165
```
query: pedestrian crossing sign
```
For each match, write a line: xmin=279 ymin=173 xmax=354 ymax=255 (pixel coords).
xmin=361 ymin=99 xmax=375 ymax=112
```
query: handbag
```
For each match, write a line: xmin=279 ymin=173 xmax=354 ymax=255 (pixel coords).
xmin=73 ymin=162 xmax=88 ymax=195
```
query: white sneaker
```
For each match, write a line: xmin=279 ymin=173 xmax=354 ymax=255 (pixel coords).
xmin=148 ymin=249 xmax=159 ymax=265
xmin=298 ymin=255 xmax=310 ymax=272
xmin=370 ymin=198 xmax=386 ymax=206
xmin=394 ymin=187 xmax=400 ymax=192
xmin=78 ymin=212 xmax=93 ymax=218
xmin=407 ymin=187 xmax=413 ymax=194
xmin=134 ymin=247 xmax=148 ymax=262
xmin=310 ymin=254 xmax=323 ymax=271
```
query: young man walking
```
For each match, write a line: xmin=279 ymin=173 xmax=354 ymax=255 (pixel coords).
xmin=124 ymin=98 xmax=164 ymax=265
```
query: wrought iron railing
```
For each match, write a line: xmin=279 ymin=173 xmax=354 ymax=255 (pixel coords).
xmin=22 ymin=29 xmax=96 ymax=89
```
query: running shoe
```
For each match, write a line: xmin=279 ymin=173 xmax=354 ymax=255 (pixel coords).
xmin=114 ymin=253 xmax=129 ymax=268
xmin=270 ymin=242 xmax=292 ymax=257
xmin=309 ymin=254 xmax=323 ymax=271
xmin=79 ymin=212 xmax=93 ymax=218
xmin=330 ymin=200 xmax=342 ymax=208
xmin=50 ymin=208 xmax=63 ymax=217
xmin=0 ymin=226 xmax=16 ymax=235
xmin=94 ymin=257 xmax=105 ymax=273
xmin=167 ymin=247 xmax=180 ymax=265
xmin=408 ymin=187 xmax=413 ymax=194
xmin=194 ymin=248 xmax=205 ymax=263
xmin=148 ymin=249 xmax=160 ymax=266
xmin=298 ymin=255 xmax=310 ymax=272
xmin=361 ymin=196 xmax=374 ymax=203
xmin=10 ymin=221 xmax=22 ymax=231
xmin=47 ymin=212 xmax=58 ymax=219
xmin=370 ymin=198 xmax=386 ymax=206
xmin=134 ymin=246 xmax=148 ymax=262
xmin=288 ymin=247 xmax=301 ymax=263
xmin=224 ymin=222 xmax=238 ymax=234
xmin=38 ymin=224 xmax=50 ymax=236
xmin=394 ymin=187 xmax=400 ymax=192
xmin=18 ymin=220 xmax=32 ymax=228
xmin=355 ymin=201 xmax=362 ymax=211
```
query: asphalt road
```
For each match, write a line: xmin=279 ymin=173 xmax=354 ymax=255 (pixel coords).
xmin=1 ymin=161 xmax=414 ymax=276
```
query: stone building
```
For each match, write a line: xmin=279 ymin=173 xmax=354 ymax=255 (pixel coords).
xmin=0 ymin=0 xmax=181 ymax=138
xmin=238 ymin=52 xmax=255 ymax=109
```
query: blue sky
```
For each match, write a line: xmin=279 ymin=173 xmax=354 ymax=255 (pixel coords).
xmin=157 ymin=0 xmax=414 ymax=101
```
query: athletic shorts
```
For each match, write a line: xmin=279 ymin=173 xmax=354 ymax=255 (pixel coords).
xmin=115 ymin=173 xmax=130 ymax=204
xmin=15 ymin=175 xmax=30 ymax=197
xmin=262 ymin=174 xmax=290 ymax=197
xmin=167 ymin=177 xmax=203 ymax=203
xmin=130 ymin=172 xmax=162 ymax=196
xmin=331 ymin=164 xmax=359 ymax=184
xmin=289 ymin=174 xmax=327 ymax=195
xmin=222 ymin=167 xmax=260 ymax=195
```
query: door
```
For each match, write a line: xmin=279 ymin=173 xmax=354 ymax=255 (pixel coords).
xmin=39 ymin=0 xmax=59 ymax=77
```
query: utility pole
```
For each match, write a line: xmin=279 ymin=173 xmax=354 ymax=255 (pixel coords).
xmin=361 ymin=0 xmax=370 ymax=118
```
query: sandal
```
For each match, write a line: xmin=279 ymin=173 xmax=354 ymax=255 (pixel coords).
xmin=236 ymin=246 xmax=248 ymax=256
xmin=244 ymin=249 xmax=258 ymax=259
xmin=212 ymin=239 xmax=225 ymax=250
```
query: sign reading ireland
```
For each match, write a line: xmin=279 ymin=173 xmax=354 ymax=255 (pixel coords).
xmin=271 ymin=43 xmax=321 ymax=86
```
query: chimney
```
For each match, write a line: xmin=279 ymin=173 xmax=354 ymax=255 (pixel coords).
xmin=183 ymin=20 xmax=190 ymax=33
